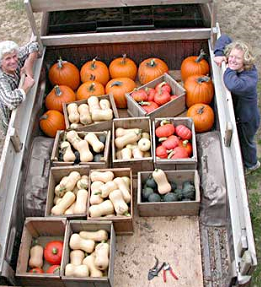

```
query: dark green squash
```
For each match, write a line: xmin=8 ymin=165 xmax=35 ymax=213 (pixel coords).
xmin=148 ymin=193 xmax=161 ymax=202
xmin=93 ymin=153 xmax=104 ymax=162
xmin=74 ymin=151 xmax=81 ymax=164
xmin=173 ymin=188 xmax=183 ymax=201
xmin=145 ymin=176 xmax=157 ymax=190
xmin=163 ymin=192 xmax=178 ymax=202
xmin=182 ymin=181 xmax=195 ymax=200
xmin=170 ymin=181 xmax=177 ymax=192
xmin=142 ymin=186 xmax=154 ymax=201
xmin=98 ymin=134 xmax=107 ymax=144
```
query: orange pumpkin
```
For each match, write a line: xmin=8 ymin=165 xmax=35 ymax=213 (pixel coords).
xmin=45 ymin=85 xmax=76 ymax=112
xmin=187 ymin=103 xmax=214 ymax=133
xmin=40 ymin=110 xmax=65 ymax=138
xmin=80 ymin=58 xmax=110 ymax=85
xmin=76 ymin=81 xmax=105 ymax=100
xmin=109 ymin=54 xmax=137 ymax=80
xmin=138 ymin=58 xmax=169 ymax=85
xmin=181 ymin=49 xmax=210 ymax=81
xmin=105 ymin=77 xmax=136 ymax=108
xmin=184 ymin=75 xmax=214 ymax=107
xmin=48 ymin=58 xmax=80 ymax=91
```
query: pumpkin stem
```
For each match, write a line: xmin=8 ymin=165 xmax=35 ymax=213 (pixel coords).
xmin=167 ymin=150 xmax=175 ymax=159
xmin=148 ymin=58 xmax=157 ymax=67
xmin=197 ymin=76 xmax=210 ymax=83
xmin=158 ymin=137 xmax=168 ymax=142
xmin=57 ymin=57 xmax=63 ymax=69
xmin=111 ymin=81 xmax=123 ymax=87
xmin=52 ymin=247 xmax=58 ymax=255
xmin=196 ymin=49 xmax=206 ymax=63
xmin=88 ymin=82 xmax=96 ymax=91
xmin=91 ymin=58 xmax=97 ymax=69
xmin=90 ymin=74 xmax=96 ymax=81
xmin=40 ymin=114 xmax=48 ymax=121
xmin=198 ymin=106 xmax=206 ymax=114
xmin=160 ymin=119 xmax=171 ymax=126
xmin=121 ymin=54 xmax=127 ymax=64
xmin=139 ymin=101 xmax=150 ymax=106
xmin=54 ymin=85 xmax=62 ymax=96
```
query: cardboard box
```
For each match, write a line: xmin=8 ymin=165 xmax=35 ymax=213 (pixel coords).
xmin=45 ymin=166 xmax=89 ymax=219
xmin=51 ymin=130 xmax=111 ymax=168
xmin=61 ymin=220 xmax=115 ymax=287
xmin=153 ymin=117 xmax=197 ymax=170
xmin=16 ymin=217 xmax=66 ymax=287
xmin=87 ymin=168 xmax=134 ymax=234
xmin=137 ymin=170 xmax=200 ymax=217
xmin=63 ymin=94 xmax=119 ymax=132
xmin=126 ymin=73 xmax=186 ymax=120
xmin=112 ymin=117 xmax=154 ymax=175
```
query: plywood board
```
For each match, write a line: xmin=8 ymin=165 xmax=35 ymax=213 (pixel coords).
xmin=114 ymin=216 xmax=203 ymax=287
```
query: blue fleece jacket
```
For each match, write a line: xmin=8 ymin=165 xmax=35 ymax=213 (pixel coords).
xmin=214 ymin=35 xmax=260 ymax=132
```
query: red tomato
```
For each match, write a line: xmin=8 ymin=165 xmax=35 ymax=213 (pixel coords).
xmin=44 ymin=241 xmax=63 ymax=265
xmin=155 ymin=123 xmax=175 ymax=138
xmin=170 ymin=146 xmax=189 ymax=159
xmin=140 ymin=101 xmax=159 ymax=114
xmin=146 ymin=88 xmax=156 ymax=101
xmin=29 ymin=267 xmax=44 ymax=274
xmin=175 ymin=124 xmax=192 ymax=140
xmin=162 ymin=135 xmax=179 ymax=150
xmin=131 ymin=89 xmax=148 ymax=102
xmin=156 ymin=145 xmax=168 ymax=159
xmin=179 ymin=140 xmax=193 ymax=157
xmin=154 ymin=90 xmax=171 ymax=106
xmin=155 ymin=81 xmax=172 ymax=93
xmin=46 ymin=265 xmax=60 ymax=274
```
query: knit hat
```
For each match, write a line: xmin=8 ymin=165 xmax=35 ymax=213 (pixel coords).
xmin=0 ymin=41 xmax=19 ymax=62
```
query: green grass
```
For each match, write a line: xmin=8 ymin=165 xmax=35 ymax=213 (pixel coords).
xmin=5 ymin=0 xmax=24 ymax=11
xmin=248 ymin=191 xmax=261 ymax=285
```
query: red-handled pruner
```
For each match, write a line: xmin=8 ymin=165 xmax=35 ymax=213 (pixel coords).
xmin=163 ymin=263 xmax=178 ymax=282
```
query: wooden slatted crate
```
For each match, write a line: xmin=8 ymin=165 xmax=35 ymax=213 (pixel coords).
xmin=126 ymin=73 xmax=186 ymax=120
xmin=61 ymin=220 xmax=115 ymax=287
xmin=51 ymin=130 xmax=111 ymax=168
xmin=16 ymin=217 xmax=66 ymax=287
xmin=87 ymin=168 xmax=134 ymax=234
xmin=153 ymin=117 xmax=197 ymax=170
xmin=45 ymin=166 xmax=89 ymax=219
xmin=63 ymin=94 xmax=119 ymax=132
xmin=112 ymin=117 xmax=154 ymax=175
xmin=137 ymin=170 xmax=200 ymax=216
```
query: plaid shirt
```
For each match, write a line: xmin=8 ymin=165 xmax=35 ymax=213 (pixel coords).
xmin=0 ymin=41 xmax=38 ymax=134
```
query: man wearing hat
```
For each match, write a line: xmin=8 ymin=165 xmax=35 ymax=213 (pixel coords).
xmin=0 ymin=40 xmax=39 ymax=134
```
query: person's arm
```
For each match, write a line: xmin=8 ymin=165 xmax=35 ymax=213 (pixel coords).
xmin=214 ymin=35 xmax=232 ymax=67
xmin=18 ymin=41 xmax=39 ymax=77
xmin=21 ymin=51 xmax=38 ymax=78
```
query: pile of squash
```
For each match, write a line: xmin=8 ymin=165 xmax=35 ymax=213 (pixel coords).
xmin=142 ymin=169 xmax=196 ymax=202
xmin=89 ymin=170 xmax=131 ymax=217
xmin=51 ymin=171 xmax=89 ymax=216
xmin=65 ymin=229 xmax=110 ymax=278
xmin=181 ymin=49 xmax=215 ymax=133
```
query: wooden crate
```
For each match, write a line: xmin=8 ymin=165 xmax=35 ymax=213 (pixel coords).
xmin=63 ymin=94 xmax=119 ymax=132
xmin=153 ymin=117 xmax=197 ymax=170
xmin=126 ymin=73 xmax=186 ymax=120
xmin=87 ymin=168 xmax=134 ymax=234
xmin=112 ymin=117 xmax=154 ymax=175
xmin=137 ymin=170 xmax=200 ymax=217
xmin=61 ymin=220 xmax=115 ymax=287
xmin=45 ymin=166 xmax=89 ymax=218
xmin=51 ymin=130 xmax=111 ymax=168
xmin=16 ymin=217 xmax=66 ymax=287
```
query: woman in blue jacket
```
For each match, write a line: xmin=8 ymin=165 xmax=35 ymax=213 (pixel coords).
xmin=214 ymin=35 xmax=260 ymax=174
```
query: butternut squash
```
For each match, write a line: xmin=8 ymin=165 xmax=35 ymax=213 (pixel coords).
xmin=77 ymin=175 xmax=89 ymax=190
xmin=115 ymin=130 xmax=142 ymax=150
xmin=116 ymin=149 xmax=122 ymax=159
xmin=115 ymin=127 xmax=141 ymax=137
xmin=88 ymin=96 xmax=101 ymax=113
xmin=76 ymin=140 xmax=93 ymax=162
xmin=51 ymin=191 xmax=76 ymax=215
xmin=141 ymin=132 xmax=150 ymax=139
xmin=113 ymin=177 xmax=131 ymax=203
xmin=78 ymin=103 xmax=92 ymax=125
xmin=66 ymin=131 xmax=82 ymax=150
xmin=89 ymin=200 xmax=114 ymax=217
xmin=137 ymin=138 xmax=151 ymax=152
xmin=73 ymin=189 xmax=88 ymax=214
xmin=69 ymin=233 xmax=95 ymax=253
xmin=67 ymin=103 xmax=80 ymax=124
xmin=91 ymin=109 xmax=113 ymax=122
xmin=64 ymin=202 xmax=76 ymax=215
xmin=65 ymin=264 xmax=89 ymax=278
xmin=132 ymin=147 xmax=144 ymax=158
xmin=121 ymin=147 xmax=132 ymax=160
xmin=60 ymin=171 xmax=81 ymax=192
xmin=100 ymin=181 xmax=118 ymax=198
xmin=79 ymin=230 xmax=108 ymax=242
xmin=70 ymin=123 xmax=83 ymax=129
xmin=53 ymin=196 xmax=62 ymax=205
xmin=70 ymin=250 xmax=85 ymax=266
xmin=84 ymin=133 xmax=105 ymax=153
xmin=152 ymin=169 xmax=171 ymax=195
xmin=90 ymin=181 xmax=104 ymax=205
xmin=94 ymin=242 xmax=110 ymax=271
xmin=109 ymin=189 xmax=129 ymax=215
xmin=121 ymin=176 xmax=130 ymax=188
xmin=99 ymin=99 xmax=111 ymax=110
xmin=60 ymin=141 xmax=76 ymax=162
xmin=28 ymin=245 xmax=44 ymax=268
xmin=83 ymin=253 xmax=103 ymax=277
xmin=90 ymin=171 xmax=114 ymax=183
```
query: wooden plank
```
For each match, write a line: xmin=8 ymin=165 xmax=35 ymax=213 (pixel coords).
xmin=114 ymin=216 xmax=203 ymax=287
xmin=30 ymin=0 xmax=214 ymax=13
xmin=41 ymin=29 xmax=212 ymax=46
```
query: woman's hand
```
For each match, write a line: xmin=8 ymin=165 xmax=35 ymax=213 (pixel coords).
xmin=21 ymin=51 xmax=38 ymax=78
xmin=214 ymin=56 xmax=227 ymax=67
xmin=22 ymin=74 xmax=35 ymax=94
